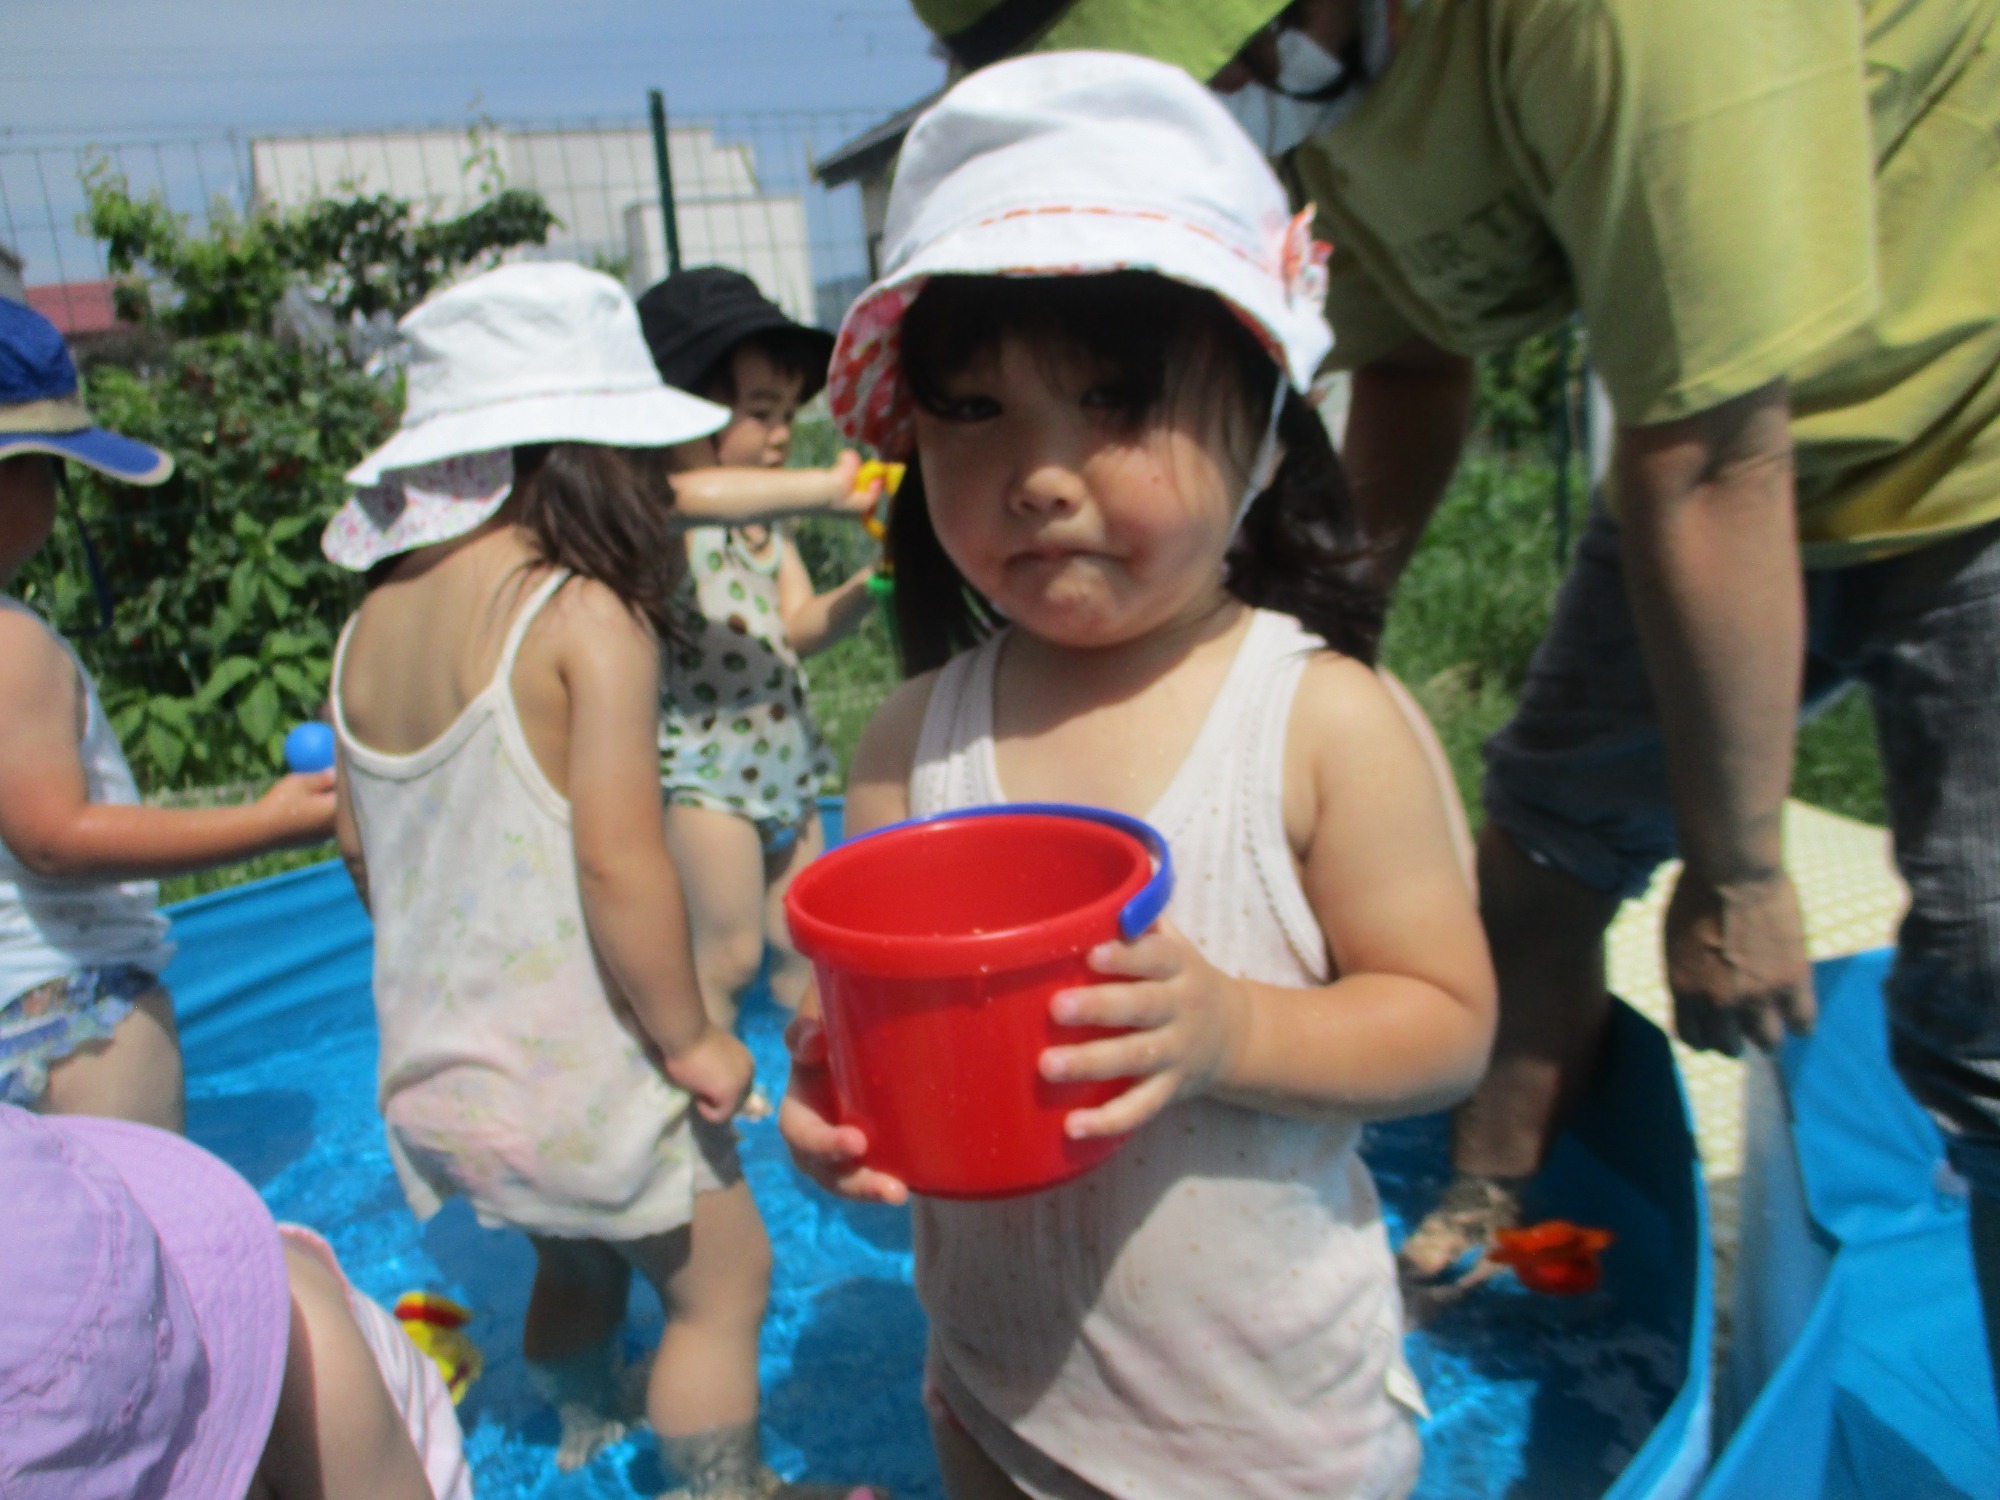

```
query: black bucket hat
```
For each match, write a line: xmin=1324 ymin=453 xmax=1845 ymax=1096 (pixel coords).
xmin=635 ymin=266 xmax=836 ymax=401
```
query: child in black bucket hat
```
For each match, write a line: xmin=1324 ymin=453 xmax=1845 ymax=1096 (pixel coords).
xmin=636 ymin=267 xmax=881 ymax=1094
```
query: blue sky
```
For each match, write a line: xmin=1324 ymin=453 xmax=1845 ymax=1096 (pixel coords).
xmin=1 ymin=0 xmax=946 ymax=139
xmin=2 ymin=1 xmax=949 ymax=292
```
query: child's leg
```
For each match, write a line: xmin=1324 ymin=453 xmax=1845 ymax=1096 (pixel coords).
xmin=524 ymin=1234 xmax=637 ymax=1471
xmin=664 ymin=802 xmax=775 ymax=1032
xmin=617 ymin=1177 xmax=770 ymax=1439
xmin=42 ymin=983 xmax=185 ymax=1132
xmin=762 ymin=808 xmax=826 ymax=1012
xmin=620 ymin=1147 xmax=881 ymax=1498
xmin=255 ymin=1239 xmax=434 ymax=1500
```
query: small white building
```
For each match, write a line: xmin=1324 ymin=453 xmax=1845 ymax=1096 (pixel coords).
xmin=249 ymin=124 xmax=815 ymax=322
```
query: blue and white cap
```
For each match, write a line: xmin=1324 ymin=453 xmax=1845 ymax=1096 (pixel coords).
xmin=0 ymin=298 xmax=172 ymax=485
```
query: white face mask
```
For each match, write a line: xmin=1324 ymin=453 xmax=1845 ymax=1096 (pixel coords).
xmin=1217 ymin=0 xmax=1394 ymax=158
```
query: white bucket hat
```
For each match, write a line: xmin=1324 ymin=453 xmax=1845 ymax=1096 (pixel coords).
xmin=827 ymin=50 xmax=1333 ymax=458
xmin=327 ymin=262 xmax=729 ymax=570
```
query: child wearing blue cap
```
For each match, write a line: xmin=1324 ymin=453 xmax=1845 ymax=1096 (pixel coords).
xmin=0 ymin=298 xmax=336 ymax=1131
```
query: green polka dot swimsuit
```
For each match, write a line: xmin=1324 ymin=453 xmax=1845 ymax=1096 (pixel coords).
xmin=659 ymin=526 xmax=833 ymax=830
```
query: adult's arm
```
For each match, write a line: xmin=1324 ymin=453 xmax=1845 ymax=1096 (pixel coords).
xmin=1615 ymin=378 xmax=1813 ymax=1053
xmin=1344 ymin=335 xmax=1477 ymax=588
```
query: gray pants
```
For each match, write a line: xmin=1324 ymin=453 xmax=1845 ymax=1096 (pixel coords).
xmin=1484 ymin=504 xmax=2000 ymax=1199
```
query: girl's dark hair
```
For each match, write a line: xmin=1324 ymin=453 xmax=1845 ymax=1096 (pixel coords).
xmin=510 ymin=441 xmax=684 ymax=639
xmin=698 ymin=329 xmax=831 ymax=407
xmin=887 ymin=273 xmax=1384 ymax=675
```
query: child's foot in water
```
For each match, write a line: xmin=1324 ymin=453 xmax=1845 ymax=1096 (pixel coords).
xmin=657 ymin=1421 xmax=888 ymax=1498
xmin=527 ymin=1336 xmax=641 ymax=1470
xmin=1396 ymin=1172 xmax=1526 ymax=1319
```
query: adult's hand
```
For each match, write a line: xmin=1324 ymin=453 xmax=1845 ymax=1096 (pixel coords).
xmin=1666 ymin=867 xmax=1815 ymax=1054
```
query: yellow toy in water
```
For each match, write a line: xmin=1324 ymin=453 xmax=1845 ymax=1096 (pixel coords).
xmin=393 ymin=1291 xmax=484 ymax=1403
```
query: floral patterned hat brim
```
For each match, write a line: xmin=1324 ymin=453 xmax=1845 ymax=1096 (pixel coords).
xmin=321 ymin=449 xmax=515 ymax=572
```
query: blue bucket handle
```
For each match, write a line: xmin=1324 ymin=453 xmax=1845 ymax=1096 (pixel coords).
xmin=894 ymin=801 xmax=1174 ymax=943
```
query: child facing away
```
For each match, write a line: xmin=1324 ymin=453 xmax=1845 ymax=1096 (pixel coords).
xmin=637 ymin=266 xmax=879 ymax=1031
xmin=781 ymin=55 xmax=1497 ymax=1500
xmin=0 ymin=299 xmax=336 ymax=1133
xmin=325 ymin=262 xmax=879 ymax=1500
xmin=0 ymin=1103 xmax=468 ymax=1500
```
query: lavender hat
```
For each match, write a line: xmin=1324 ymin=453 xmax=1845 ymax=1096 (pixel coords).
xmin=0 ymin=1106 xmax=290 ymax=1500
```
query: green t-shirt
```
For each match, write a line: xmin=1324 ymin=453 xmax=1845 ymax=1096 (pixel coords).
xmin=1293 ymin=0 xmax=2000 ymax=564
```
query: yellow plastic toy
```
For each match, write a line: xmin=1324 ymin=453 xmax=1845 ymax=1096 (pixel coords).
xmin=855 ymin=459 xmax=906 ymax=546
xmin=393 ymin=1291 xmax=485 ymax=1403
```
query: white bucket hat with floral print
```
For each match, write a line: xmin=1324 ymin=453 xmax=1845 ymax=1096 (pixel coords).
xmin=325 ymin=261 xmax=729 ymax=571
xmin=826 ymin=49 xmax=1332 ymax=458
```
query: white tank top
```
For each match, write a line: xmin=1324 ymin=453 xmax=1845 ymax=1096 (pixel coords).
xmin=332 ymin=570 xmax=703 ymax=1238
xmin=910 ymin=609 xmax=1422 ymax=1500
xmin=0 ymin=597 xmax=173 ymax=1005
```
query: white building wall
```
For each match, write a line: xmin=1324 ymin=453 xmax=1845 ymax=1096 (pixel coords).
xmin=249 ymin=125 xmax=813 ymax=312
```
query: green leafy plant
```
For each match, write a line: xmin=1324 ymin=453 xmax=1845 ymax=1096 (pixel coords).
xmin=1475 ymin=325 xmax=1580 ymax=454
xmin=19 ymin=336 xmax=394 ymax=786
xmin=83 ymin=145 xmax=558 ymax=336
xmin=17 ymin=164 xmax=559 ymax=791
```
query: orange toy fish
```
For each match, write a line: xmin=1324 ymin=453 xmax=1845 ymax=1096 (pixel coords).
xmin=393 ymin=1291 xmax=484 ymax=1402
xmin=1487 ymin=1221 xmax=1615 ymax=1296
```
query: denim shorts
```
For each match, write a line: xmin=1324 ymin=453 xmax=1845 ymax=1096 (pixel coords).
xmin=1483 ymin=504 xmax=2000 ymax=1198
xmin=0 ymin=964 xmax=164 ymax=1107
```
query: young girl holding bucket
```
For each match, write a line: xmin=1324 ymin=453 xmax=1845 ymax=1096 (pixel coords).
xmin=327 ymin=263 xmax=878 ymax=1499
xmin=781 ymin=54 xmax=1496 ymax=1500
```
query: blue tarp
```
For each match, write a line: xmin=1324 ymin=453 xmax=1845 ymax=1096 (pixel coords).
xmin=1704 ymin=950 xmax=2000 ymax=1498
xmin=165 ymin=831 xmax=1710 ymax=1499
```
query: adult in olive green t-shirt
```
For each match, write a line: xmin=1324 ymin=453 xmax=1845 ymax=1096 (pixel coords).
xmin=916 ymin=0 xmax=2000 ymax=1385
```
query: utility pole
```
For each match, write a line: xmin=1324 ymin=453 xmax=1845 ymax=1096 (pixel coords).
xmin=648 ymin=88 xmax=683 ymax=277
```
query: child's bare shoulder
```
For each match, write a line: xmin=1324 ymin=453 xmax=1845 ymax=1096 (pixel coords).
xmin=0 ymin=606 xmax=76 ymax=706
xmin=535 ymin=573 xmax=654 ymax=648
xmin=1291 ymin=650 xmax=1407 ymax=742
xmin=1284 ymin=650 xmax=1435 ymax=815
xmin=852 ymin=671 xmax=943 ymax=783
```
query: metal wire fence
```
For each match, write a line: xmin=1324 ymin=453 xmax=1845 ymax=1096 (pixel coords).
xmin=3 ymin=109 xmax=901 ymax=797
xmin=2 ymin=107 xmax=883 ymax=335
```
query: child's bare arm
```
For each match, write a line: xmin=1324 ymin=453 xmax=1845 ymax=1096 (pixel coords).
xmin=775 ymin=539 xmax=875 ymax=657
xmin=668 ymin=450 xmax=875 ymax=528
xmin=1046 ymin=658 xmax=1497 ymax=1135
xmin=0 ymin=610 xmax=335 ymax=880
xmin=558 ymin=581 xmax=751 ymax=1118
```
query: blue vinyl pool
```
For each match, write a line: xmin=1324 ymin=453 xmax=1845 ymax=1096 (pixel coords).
xmin=169 ymin=840 xmax=1707 ymax=1499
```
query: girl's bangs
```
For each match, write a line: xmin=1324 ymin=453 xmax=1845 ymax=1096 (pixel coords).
xmin=900 ymin=272 xmax=1270 ymax=428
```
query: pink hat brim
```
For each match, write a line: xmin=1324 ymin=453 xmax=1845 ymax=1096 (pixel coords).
xmin=57 ymin=1116 xmax=291 ymax=1500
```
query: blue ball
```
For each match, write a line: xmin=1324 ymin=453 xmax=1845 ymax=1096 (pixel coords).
xmin=283 ymin=722 xmax=337 ymax=774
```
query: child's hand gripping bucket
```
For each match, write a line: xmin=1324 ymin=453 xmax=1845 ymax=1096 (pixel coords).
xmin=784 ymin=803 xmax=1173 ymax=1199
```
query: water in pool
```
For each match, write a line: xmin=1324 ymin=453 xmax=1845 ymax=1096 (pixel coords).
xmin=178 ymin=867 xmax=1685 ymax=1499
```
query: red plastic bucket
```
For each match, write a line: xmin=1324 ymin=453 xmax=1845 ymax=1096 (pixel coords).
xmin=784 ymin=803 xmax=1174 ymax=1199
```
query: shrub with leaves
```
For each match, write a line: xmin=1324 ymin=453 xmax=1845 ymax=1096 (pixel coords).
xmin=18 ymin=337 xmax=395 ymax=786
xmin=84 ymin=151 xmax=558 ymax=336
xmin=14 ymin=164 xmax=558 ymax=791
